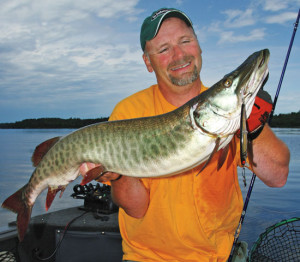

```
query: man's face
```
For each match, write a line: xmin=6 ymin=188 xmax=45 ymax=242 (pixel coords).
xmin=143 ymin=17 xmax=202 ymax=89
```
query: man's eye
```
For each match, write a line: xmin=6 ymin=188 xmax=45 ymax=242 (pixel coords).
xmin=181 ymin=37 xmax=192 ymax=44
xmin=159 ymin=48 xmax=168 ymax=54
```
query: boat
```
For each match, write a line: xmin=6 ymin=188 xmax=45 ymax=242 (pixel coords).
xmin=0 ymin=183 xmax=123 ymax=262
xmin=1 ymin=183 xmax=299 ymax=262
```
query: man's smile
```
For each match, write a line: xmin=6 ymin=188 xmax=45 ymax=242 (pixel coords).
xmin=171 ymin=62 xmax=191 ymax=71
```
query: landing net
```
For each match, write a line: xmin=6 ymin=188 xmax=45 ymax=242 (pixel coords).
xmin=248 ymin=217 xmax=300 ymax=261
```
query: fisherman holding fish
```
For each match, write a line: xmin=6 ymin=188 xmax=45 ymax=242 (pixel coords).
xmin=1 ymin=7 xmax=289 ymax=262
xmin=79 ymin=8 xmax=291 ymax=262
xmin=79 ymin=8 xmax=291 ymax=261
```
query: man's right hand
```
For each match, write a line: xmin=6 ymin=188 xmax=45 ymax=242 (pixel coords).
xmin=80 ymin=162 xmax=149 ymax=218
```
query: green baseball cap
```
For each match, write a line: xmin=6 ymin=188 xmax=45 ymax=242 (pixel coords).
xmin=140 ymin=8 xmax=193 ymax=51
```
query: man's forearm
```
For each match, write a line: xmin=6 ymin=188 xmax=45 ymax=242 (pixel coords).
xmin=249 ymin=124 xmax=290 ymax=187
xmin=111 ymin=176 xmax=150 ymax=218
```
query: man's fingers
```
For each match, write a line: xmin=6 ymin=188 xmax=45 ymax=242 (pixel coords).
xmin=79 ymin=162 xmax=122 ymax=182
xmin=79 ymin=162 xmax=100 ymax=176
xmin=96 ymin=172 xmax=122 ymax=182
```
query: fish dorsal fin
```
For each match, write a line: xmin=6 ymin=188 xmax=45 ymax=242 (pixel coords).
xmin=197 ymin=137 xmax=221 ymax=176
xmin=31 ymin=136 xmax=61 ymax=167
xmin=217 ymin=144 xmax=230 ymax=171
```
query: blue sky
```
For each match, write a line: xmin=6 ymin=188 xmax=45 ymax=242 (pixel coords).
xmin=0 ymin=0 xmax=299 ymax=123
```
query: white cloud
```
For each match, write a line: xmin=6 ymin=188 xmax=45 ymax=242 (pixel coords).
xmin=265 ymin=11 xmax=298 ymax=24
xmin=222 ymin=9 xmax=256 ymax=28
xmin=0 ymin=23 xmax=32 ymax=42
xmin=1 ymin=0 xmax=142 ymax=21
xmin=262 ymin=0 xmax=290 ymax=11
xmin=0 ymin=0 xmax=146 ymax=120
xmin=218 ymin=28 xmax=266 ymax=44
xmin=70 ymin=44 xmax=142 ymax=68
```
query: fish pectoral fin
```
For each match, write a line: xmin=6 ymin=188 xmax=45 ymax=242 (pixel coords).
xmin=80 ymin=165 xmax=105 ymax=185
xmin=31 ymin=136 xmax=61 ymax=167
xmin=217 ymin=144 xmax=230 ymax=171
xmin=196 ymin=137 xmax=221 ymax=176
xmin=46 ymin=186 xmax=66 ymax=211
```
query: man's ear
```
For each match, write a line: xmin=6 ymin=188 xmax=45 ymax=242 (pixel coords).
xmin=143 ymin=53 xmax=154 ymax=73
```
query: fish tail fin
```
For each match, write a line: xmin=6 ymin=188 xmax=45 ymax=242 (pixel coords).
xmin=1 ymin=185 xmax=33 ymax=241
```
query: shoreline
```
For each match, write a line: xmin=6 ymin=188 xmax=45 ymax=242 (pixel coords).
xmin=0 ymin=112 xmax=299 ymax=128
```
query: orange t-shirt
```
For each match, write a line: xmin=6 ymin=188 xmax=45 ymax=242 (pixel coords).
xmin=109 ymin=84 xmax=243 ymax=262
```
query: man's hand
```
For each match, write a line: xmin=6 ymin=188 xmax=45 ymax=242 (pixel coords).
xmin=237 ymin=88 xmax=273 ymax=140
xmin=80 ymin=162 xmax=150 ymax=218
xmin=79 ymin=162 xmax=122 ymax=183
xmin=246 ymin=88 xmax=273 ymax=139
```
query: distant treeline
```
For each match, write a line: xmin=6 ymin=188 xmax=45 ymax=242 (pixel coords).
xmin=0 ymin=117 xmax=109 ymax=129
xmin=0 ymin=112 xmax=299 ymax=128
xmin=270 ymin=111 xmax=300 ymax=128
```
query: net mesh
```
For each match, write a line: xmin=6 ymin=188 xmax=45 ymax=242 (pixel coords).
xmin=0 ymin=251 xmax=16 ymax=262
xmin=249 ymin=217 xmax=300 ymax=262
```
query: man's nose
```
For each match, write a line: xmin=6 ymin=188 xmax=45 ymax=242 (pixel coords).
xmin=171 ymin=45 xmax=185 ymax=60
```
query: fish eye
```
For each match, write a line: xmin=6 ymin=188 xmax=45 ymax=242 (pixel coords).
xmin=223 ymin=78 xmax=232 ymax=88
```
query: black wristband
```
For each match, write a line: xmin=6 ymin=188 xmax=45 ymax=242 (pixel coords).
xmin=111 ymin=175 xmax=122 ymax=182
xmin=248 ymin=125 xmax=265 ymax=141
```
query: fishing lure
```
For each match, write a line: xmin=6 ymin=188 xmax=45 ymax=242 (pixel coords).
xmin=240 ymin=99 xmax=248 ymax=187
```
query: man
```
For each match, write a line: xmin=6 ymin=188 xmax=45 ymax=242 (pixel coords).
xmin=80 ymin=8 xmax=290 ymax=261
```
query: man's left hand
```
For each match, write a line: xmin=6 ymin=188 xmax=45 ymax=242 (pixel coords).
xmin=247 ymin=88 xmax=273 ymax=139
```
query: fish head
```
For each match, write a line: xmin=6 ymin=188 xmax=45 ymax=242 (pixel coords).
xmin=192 ymin=49 xmax=270 ymax=136
xmin=229 ymin=48 xmax=270 ymax=115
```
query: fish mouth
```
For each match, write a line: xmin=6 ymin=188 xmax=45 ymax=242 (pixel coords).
xmin=240 ymin=49 xmax=270 ymax=105
xmin=243 ymin=67 xmax=269 ymax=103
xmin=261 ymin=71 xmax=269 ymax=89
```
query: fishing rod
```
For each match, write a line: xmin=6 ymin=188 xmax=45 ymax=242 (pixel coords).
xmin=228 ymin=8 xmax=299 ymax=261
xmin=269 ymin=8 xmax=300 ymax=121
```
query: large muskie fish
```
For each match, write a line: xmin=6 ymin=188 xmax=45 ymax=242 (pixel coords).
xmin=2 ymin=49 xmax=270 ymax=241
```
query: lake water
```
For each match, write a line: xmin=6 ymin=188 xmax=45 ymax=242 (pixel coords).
xmin=0 ymin=128 xmax=299 ymax=248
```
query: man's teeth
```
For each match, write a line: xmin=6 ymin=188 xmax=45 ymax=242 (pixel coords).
xmin=171 ymin=62 xmax=190 ymax=71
